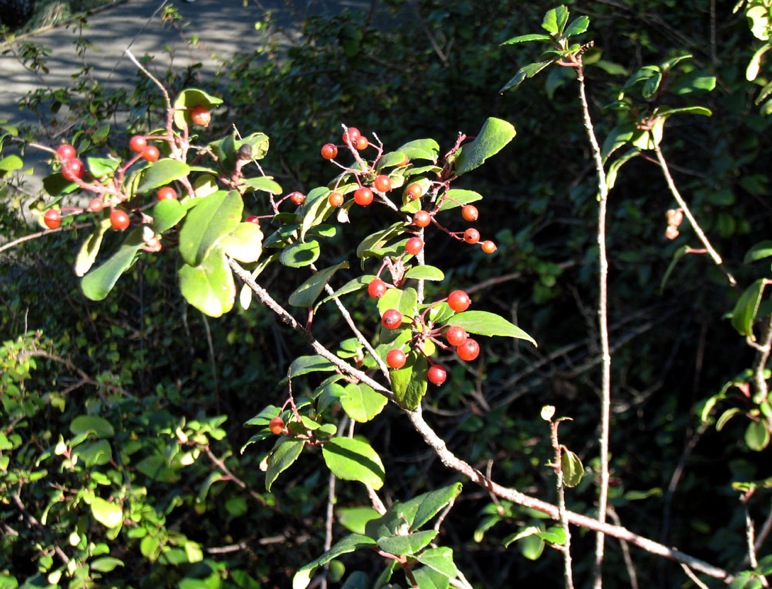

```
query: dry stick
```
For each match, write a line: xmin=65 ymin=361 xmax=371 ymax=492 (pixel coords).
xmin=653 ymin=144 xmax=736 ymax=286
xmin=229 ymin=258 xmax=734 ymax=583
xmin=575 ymin=57 xmax=612 ymax=589
xmin=607 ymin=506 xmax=639 ymax=589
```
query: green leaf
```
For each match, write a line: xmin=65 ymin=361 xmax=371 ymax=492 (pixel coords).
xmin=289 ymin=262 xmax=348 ymax=308
xmin=377 ymin=530 xmax=437 ymax=556
xmin=322 ymin=437 xmax=385 ymax=490
xmin=74 ymin=440 xmax=112 ymax=467
xmin=404 ymin=265 xmax=445 ymax=281
xmin=356 ymin=222 xmax=404 ymax=259
xmin=390 ymin=351 xmax=428 ymax=410
xmin=542 ymin=5 xmax=569 ymax=35
xmin=74 ymin=221 xmax=110 ymax=277
xmin=411 ymin=566 xmax=450 ymax=589
xmin=717 ymin=408 xmax=742 ymax=431
xmin=292 ymin=534 xmax=376 ymax=589
xmin=89 ymin=557 xmax=124 ymax=573
xmin=416 ymin=547 xmax=459 ymax=579
xmin=746 ymin=421 xmax=770 ymax=451
xmin=179 ymin=191 xmax=243 ymax=266
xmin=378 ymin=286 xmax=418 ymax=318
xmin=337 ymin=506 xmax=381 ymax=535
xmin=280 ymin=240 xmax=321 ymax=268
xmin=152 ymin=198 xmax=190 ymax=233
xmin=178 ymin=247 xmax=236 ymax=317
xmin=0 ymin=154 xmax=23 ymax=175
xmin=219 ymin=222 xmax=263 ymax=263
xmin=396 ymin=139 xmax=440 ymax=162
xmin=90 ymin=497 xmax=123 ymax=529
xmin=266 ymin=439 xmax=305 ymax=491
xmin=137 ymin=159 xmax=191 ymax=193
xmin=70 ymin=415 xmax=115 ymax=438
xmin=744 ymin=241 xmax=772 ymax=264
xmin=659 ymin=244 xmax=691 ymax=294
xmin=241 ymin=176 xmax=283 ymax=195
xmin=173 ymin=88 xmax=223 ymax=130
xmin=376 ymin=151 xmax=409 ymax=169
xmin=450 ymin=310 xmax=536 ymax=345
xmin=337 ymin=382 xmax=388 ymax=423
xmin=501 ymin=33 xmax=552 ymax=45
xmin=731 ymin=279 xmax=766 ymax=339
xmin=561 ymin=449 xmax=584 ymax=487
xmin=367 ymin=483 xmax=463 ymax=538
xmin=455 ymin=118 xmax=516 ymax=176
xmin=563 ymin=15 xmax=590 ymax=38
xmin=136 ymin=455 xmax=180 ymax=483
xmin=438 ymin=188 xmax=483 ymax=211
xmin=81 ymin=229 xmax=144 ymax=301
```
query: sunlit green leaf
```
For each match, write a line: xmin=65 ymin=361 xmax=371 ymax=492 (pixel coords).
xmin=266 ymin=439 xmax=305 ymax=491
xmin=81 ymin=229 xmax=144 ymax=301
xmin=455 ymin=118 xmax=516 ymax=175
xmin=179 ymin=191 xmax=243 ymax=266
xmin=450 ymin=310 xmax=536 ymax=345
xmin=322 ymin=437 xmax=385 ymax=490
xmin=178 ymin=247 xmax=235 ymax=317
xmin=561 ymin=449 xmax=584 ymax=487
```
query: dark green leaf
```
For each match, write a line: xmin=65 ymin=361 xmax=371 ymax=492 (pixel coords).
xmin=377 ymin=530 xmax=437 ymax=556
xmin=289 ymin=262 xmax=348 ymax=308
xmin=287 ymin=355 xmax=337 ymax=378
xmin=561 ymin=449 xmax=584 ymax=487
xmin=390 ymin=352 xmax=427 ymax=410
xmin=731 ymin=279 xmax=766 ymax=338
xmin=266 ymin=439 xmax=305 ymax=491
xmin=292 ymin=534 xmax=376 ymax=589
xmin=563 ymin=15 xmax=590 ymax=38
xmin=501 ymin=33 xmax=552 ymax=45
xmin=416 ymin=547 xmax=459 ymax=579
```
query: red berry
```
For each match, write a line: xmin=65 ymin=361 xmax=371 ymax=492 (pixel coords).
xmin=269 ymin=416 xmax=285 ymax=435
xmin=56 ymin=144 xmax=76 ymax=161
xmin=461 ymin=205 xmax=479 ymax=222
xmin=381 ymin=309 xmax=403 ymax=330
xmin=406 ymin=183 xmax=423 ymax=200
xmin=427 ymin=364 xmax=447 ymax=386
xmin=88 ymin=198 xmax=105 ymax=213
xmin=445 ymin=325 xmax=467 ymax=347
xmin=367 ymin=278 xmax=388 ymax=299
xmin=321 ymin=143 xmax=338 ymax=160
xmin=481 ymin=240 xmax=497 ymax=254
xmin=413 ymin=210 xmax=431 ymax=228
xmin=189 ymin=105 xmax=211 ymax=127
xmin=456 ymin=338 xmax=480 ymax=361
xmin=386 ymin=349 xmax=407 ymax=369
xmin=288 ymin=191 xmax=306 ymax=205
xmin=43 ymin=209 xmax=61 ymax=229
xmin=129 ymin=135 xmax=147 ymax=153
xmin=61 ymin=158 xmax=85 ymax=182
xmin=447 ymin=290 xmax=471 ymax=313
xmin=355 ymin=135 xmax=369 ymax=151
xmin=110 ymin=209 xmax=131 ymax=231
xmin=354 ymin=187 xmax=374 ymax=207
xmin=142 ymin=145 xmax=160 ymax=162
xmin=342 ymin=127 xmax=360 ymax=145
xmin=463 ymin=228 xmax=480 ymax=244
xmin=245 ymin=215 xmax=260 ymax=224
xmin=405 ymin=237 xmax=423 ymax=256
xmin=328 ymin=191 xmax=344 ymax=208
xmin=373 ymin=175 xmax=391 ymax=193
xmin=157 ymin=186 xmax=177 ymax=201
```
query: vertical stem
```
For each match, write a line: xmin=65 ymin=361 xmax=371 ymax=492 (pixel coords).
xmin=575 ymin=59 xmax=611 ymax=589
xmin=550 ymin=420 xmax=575 ymax=589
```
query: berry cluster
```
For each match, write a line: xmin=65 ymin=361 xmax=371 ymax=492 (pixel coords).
xmin=40 ymin=103 xmax=215 ymax=244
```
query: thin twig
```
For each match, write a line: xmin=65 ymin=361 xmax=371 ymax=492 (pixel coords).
xmin=653 ymin=144 xmax=736 ymax=286
xmin=607 ymin=506 xmax=639 ymax=589
xmin=549 ymin=415 xmax=575 ymax=589
xmin=680 ymin=563 xmax=711 ymax=589
xmin=231 ymin=258 xmax=735 ymax=583
xmin=575 ymin=56 xmax=612 ymax=589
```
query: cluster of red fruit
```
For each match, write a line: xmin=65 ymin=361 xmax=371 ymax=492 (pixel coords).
xmin=320 ymin=127 xmax=396 ymax=209
xmin=369 ymin=278 xmax=480 ymax=385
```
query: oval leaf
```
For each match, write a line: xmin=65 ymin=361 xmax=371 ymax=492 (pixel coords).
xmin=266 ymin=439 xmax=305 ymax=491
xmin=178 ymin=248 xmax=235 ymax=317
xmin=337 ymin=382 xmax=388 ymax=423
xmin=179 ymin=191 xmax=243 ymax=266
xmin=561 ymin=449 xmax=584 ymax=488
xmin=390 ymin=352 xmax=428 ymax=410
xmin=450 ymin=310 xmax=536 ymax=345
xmin=731 ymin=279 xmax=766 ymax=339
xmin=90 ymin=497 xmax=122 ymax=529
xmin=81 ymin=230 xmax=144 ymax=301
xmin=220 ymin=222 xmax=263 ymax=263
xmin=280 ymin=240 xmax=320 ymax=268
xmin=137 ymin=159 xmax=191 ymax=193
xmin=322 ymin=437 xmax=385 ymax=490
xmin=455 ymin=118 xmax=517 ymax=176
xmin=405 ymin=265 xmax=445 ymax=281
xmin=74 ymin=221 xmax=110 ymax=277
xmin=745 ymin=421 xmax=770 ymax=452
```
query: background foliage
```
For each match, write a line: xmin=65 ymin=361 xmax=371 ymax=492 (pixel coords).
xmin=1 ymin=0 xmax=772 ymax=587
